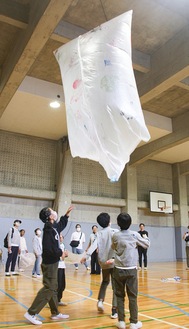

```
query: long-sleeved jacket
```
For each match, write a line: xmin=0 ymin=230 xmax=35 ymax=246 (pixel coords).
xmin=42 ymin=214 xmax=68 ymax=264
xmin=112 ymin=229 xmax=150 ymax=268
xmin=86 ymin=226 xmax=118 ymax=269
xmin=32 ymin=235 xmax=42 ymax=256
xmin=8 ymin=226 xmax=20 ymax=247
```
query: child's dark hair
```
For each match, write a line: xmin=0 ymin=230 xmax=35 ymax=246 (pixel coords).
xmin=39 ymin=207 xmax=51 ymax=223
xmin=117 ymin=213 xmax=131 ymax=230
xmin=97 ymin=213 xmax=110 ymax=228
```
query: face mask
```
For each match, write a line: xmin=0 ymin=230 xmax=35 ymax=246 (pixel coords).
xmin=51 ymin=210 xmax=58 ymax=222
xmin=36 ymin=230 xmax=41 ymax=236
xmin=76 ymin=227 xmax=81 ymax=232
xmin=15 ymin=222 xmax=21 ymax=227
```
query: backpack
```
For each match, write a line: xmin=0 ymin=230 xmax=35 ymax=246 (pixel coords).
xmin=4 ymin=228 xmax=14 ymax=248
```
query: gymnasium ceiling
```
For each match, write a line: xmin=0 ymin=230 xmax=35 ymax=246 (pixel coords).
xmin=0 ymin=0 xmax=189 ymax=173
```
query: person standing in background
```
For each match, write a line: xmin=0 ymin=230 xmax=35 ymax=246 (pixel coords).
xmin=5 ymin=219 xmax=21 ymax=276
xmin=182 ymin=226 xmax=189 ymax=270
xmin=18 ymin=229 xmax=28 ymax=272
xmin=138 ymin=223 xmax=149 ymax=270
xmin=86 ymin=225 xmax=101 ymax=274
xmin=32 ymin=228 xmax=42 ymax=278
xmin=70 ymin=224 xmax=90 ymax=270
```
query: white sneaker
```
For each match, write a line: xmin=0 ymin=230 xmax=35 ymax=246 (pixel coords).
xmin=11 ymin=272 xmax=19 ymax=275
xmin=36 ymin=274 xmax=42 ymax=278
xmin=5 ymin=272 xmax=11 ymax=276
xmin=111 ymin=312 xmax=118 ymax=319
xmin=51 ymin=313 xmax=69 ymax=320
xmin=24 ymin=312 xmax=42 ymax=325
xmin=19 ymin=268 xmax=24 ymax=272
xmin=86 ymin=267 xmax=90 ymax=270
xmin=58 ymin=301 xmax=68 ymax=306
xmin=97 ymin=300 xmax=104 ymax=312
xmin=130 ymin=321 xmax=142 ymax=329
xmin=144 ymin=267 xmax=147 ymax=271
xmin=116 ymin=321 xmax=126 ymax=329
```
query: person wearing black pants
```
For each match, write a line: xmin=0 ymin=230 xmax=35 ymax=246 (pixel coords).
xmin=86 ymin=225 xmax=101 ymax=275
xmin=138 ymin=223 xmax=148 ymax=270
xmin=5 ymin=219 xmax=22 ymax=276
xmin=91 ymin=249 xmax=101 ymax=275
xmin=57 ymin=234 xmax=67 ymax=306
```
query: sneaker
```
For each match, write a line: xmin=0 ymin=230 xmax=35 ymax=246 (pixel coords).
xmin=51 ymin=313 xmax=69 ymax=320
xmin=24 ymin=311 xmax=42 ymax=325
xmin=5 ymin=272 xmax=11 ymax=276
xmin=111 ymin=312 xmax=118 ymax=319
xmin=97 ymin=300 xmax=104 ymax=312
xmin=36 ymin=274 xmax=42 ymax=278
xmin=87 ymin=267 xmax=90 ymax=270
xmin=32 ymin=274 xmax=37 ymax=278
xmin=58 ymin=301 xmax=68 ymax=306
xmin=111 ymin=307 xmax=118 ymax=319
xmin=116 ymin=321 xmax=126 ymax=329
xmin=11 ymin=272 xmax=19 ymax=276
xmin=144 ymin=267 xmax=147 ymax=271
xmin=130 ymin=321 xmax=142 ymax=329
xmin=75 ymin=267 xmax=78 ymax=270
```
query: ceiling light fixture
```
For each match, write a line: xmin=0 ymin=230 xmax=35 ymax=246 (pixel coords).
xmin=49 ymin=95 xmax=61 ymax=108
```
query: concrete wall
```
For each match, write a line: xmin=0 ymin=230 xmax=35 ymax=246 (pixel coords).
xmin=0 ymin=217 xmax=180 ymax=265
xmin=0 ymin=130 xmax=188 ymax=264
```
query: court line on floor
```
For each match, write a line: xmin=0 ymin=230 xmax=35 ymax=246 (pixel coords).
xmin=1 ymin=273 xmax=188 ymax=328
xmin=65 ymin=289 xmax=188 ymax=329
xmin=140 ymin=292 xmax=189 ymax=317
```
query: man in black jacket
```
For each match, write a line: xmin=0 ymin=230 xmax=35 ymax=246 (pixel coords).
xmin=24 ymin=205 xmax=73 ymax=325
xmin=138 ymin=223 xmax=149 ymax=270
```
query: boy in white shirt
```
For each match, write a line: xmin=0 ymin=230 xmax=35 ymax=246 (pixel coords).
xmin=18 ymin=229 xmax=28 ymax=271
xmin=58 ymin=234 xmax=68 ymax=306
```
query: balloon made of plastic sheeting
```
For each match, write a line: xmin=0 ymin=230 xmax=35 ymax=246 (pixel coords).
xmin=54 ymin=10 xmax=150 ymax=181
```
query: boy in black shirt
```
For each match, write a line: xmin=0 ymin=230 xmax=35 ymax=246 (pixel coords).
xmin=24 ymin=205 xmax=73 ymax=325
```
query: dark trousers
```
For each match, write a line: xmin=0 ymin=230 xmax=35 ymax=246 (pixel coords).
xmin=186 ymin=246 xmax=189 ymax=267
xmin=91 ymin=250 xmax=101 ymax=274
xmin=114 ymin=267 xmax=138 ymax=323
xmin=138 ymin=246 xmax=147 ymax=267
xmin=28 ymin=262 xmax=59 ymax=316
xmin=98 ymin=268 xmax=117 ymax=308
xmin=57 ymin=268 xmax=66 ymax=302
xmin=5 ymin=246 xmax=19 ymax=272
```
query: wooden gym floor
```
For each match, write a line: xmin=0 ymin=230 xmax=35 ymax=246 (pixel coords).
xmin=0 ymin=261 xmax=189 ymax=329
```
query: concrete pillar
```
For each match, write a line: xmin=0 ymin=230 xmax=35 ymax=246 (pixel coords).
xmin=172 ymin=163 xmax=188 ymax=260
xmin=53 ymin=138 xmax=72 ymax=216
xmin=121 ymin=165 xmax=138 ymax=223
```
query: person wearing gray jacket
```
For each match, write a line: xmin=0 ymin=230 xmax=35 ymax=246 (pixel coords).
xmin=5 ymin=219 xmax=21 ymax=276
xmin=32 ymin=228 xmax=42 ymax=277
xmin=82 ymin=212 xmax=119 ymax=319
xmin=112 ymin=213 xmax=150 ymax=329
